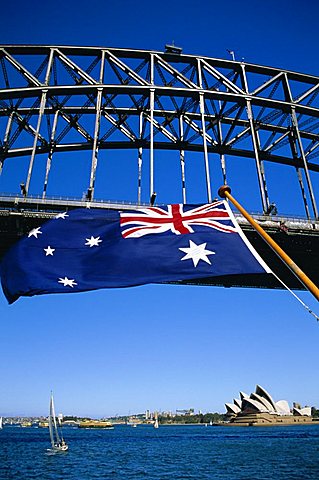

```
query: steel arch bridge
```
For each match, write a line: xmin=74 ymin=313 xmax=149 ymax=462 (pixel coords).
xmin=0 ymin=45 xmax=319 ymax=291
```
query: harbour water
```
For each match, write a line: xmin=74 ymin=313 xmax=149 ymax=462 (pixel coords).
xmin=1 ymin=424 xmax=319 ymax=479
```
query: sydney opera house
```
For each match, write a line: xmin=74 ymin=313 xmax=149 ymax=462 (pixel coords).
xmin=225 ymin=385 xmax=313 ymax=426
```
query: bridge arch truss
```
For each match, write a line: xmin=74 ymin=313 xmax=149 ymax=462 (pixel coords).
xmin=0 ymin=46 xmax=319 ymax=218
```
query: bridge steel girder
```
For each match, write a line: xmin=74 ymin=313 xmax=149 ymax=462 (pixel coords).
xmin=0 ymin=45 xmax=319 ymax=292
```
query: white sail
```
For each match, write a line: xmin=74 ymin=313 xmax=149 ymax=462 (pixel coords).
xmin=49 ymin=394 xmax=56 ymax=447
xmin=154 ymin=412 xmax=159 ymax=428
xmin=49 ymin=392 xmax=66 ymax=450
xmin=0 ymin=417 xmax=3 ymax=429
xmin=51 ymin=395 xmax=61 ymax=444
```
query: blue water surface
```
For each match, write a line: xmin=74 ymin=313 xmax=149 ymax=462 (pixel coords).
xmin=1 ymin=424 xmax=319 ymax=479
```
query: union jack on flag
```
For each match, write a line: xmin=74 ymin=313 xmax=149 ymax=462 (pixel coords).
xmin=120 ymin=201 xmax=237 ymax=238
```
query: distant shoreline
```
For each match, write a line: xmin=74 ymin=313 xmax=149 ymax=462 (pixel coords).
xmin=220 ymin=421 xmax=319 ymax=427
xmin=157 ymin=421 xmax=319 ymax=427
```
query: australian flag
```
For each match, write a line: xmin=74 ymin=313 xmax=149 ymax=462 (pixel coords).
xmin=0 ymin=201 xmax=271 ymax=303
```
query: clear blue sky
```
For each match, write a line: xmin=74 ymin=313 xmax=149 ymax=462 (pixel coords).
xmin=0 ymin=0 xmax=319 ymax=418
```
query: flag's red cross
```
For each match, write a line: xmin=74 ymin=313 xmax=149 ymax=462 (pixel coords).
xmin=120 ymin=202 xmax=237 ymax=238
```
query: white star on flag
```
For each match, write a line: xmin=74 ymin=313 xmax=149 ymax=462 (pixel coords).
xmin=44 ymin=246 xmax=55 ymax=256
xmin=55 ymin=212 xmax=69 ymax=219
xmin=179 ymin=240 xmax=215 ymax=267
xmin=28 ymin=227 xmax=42 ymax=238
xmin=58 ymin=277 xmax=78 ymax=288
xmin=85 ymin=236 xmax=102 ymax=247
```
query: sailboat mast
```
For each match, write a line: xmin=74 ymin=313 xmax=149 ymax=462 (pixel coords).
xmin=51 ymin=393 xmax=61 ymax=444
xmin=49 ymin=394 xmax=55 ymax=447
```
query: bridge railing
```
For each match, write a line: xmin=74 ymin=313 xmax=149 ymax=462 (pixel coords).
xmin=236 ymin=214 xmax=319 ymax=232
xmin=0 ymin=193 xmax=318 ymax=231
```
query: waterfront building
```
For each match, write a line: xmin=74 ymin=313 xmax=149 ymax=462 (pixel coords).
xmin=176 ymin=408 xmax=195 ymax=416
xmin=225 ymin=385 xmax=314 ymax=426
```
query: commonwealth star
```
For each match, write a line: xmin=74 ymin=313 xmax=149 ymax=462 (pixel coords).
xmin=58 ymin=277 xmax=78 ymax=288
xmin=179 ymin=240 xmax=215 ymax=267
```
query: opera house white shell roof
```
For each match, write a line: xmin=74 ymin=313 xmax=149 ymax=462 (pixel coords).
xmin=293 ymin=406 xmax=312 ymax=416
xmin=225 ymin=385 xmax=311 ymax=417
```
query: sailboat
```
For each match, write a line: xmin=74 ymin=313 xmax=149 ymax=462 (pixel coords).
xmin=154 ymin=412 xmax=159 ymax=429
xmin=0 ymin=417 xmax=3 ymax=429
xmin=48 ymin=393 xmax=68 ymax=452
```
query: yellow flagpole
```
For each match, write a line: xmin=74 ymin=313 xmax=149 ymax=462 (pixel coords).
xmin=218 ymin=185 xmax=319 ymax=302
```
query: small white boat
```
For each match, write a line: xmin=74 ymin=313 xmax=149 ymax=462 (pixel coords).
xmin=127 ymin=417 xmax=137 ymax=427
xmin=154 ymin=413 xmax=159 ymax=429
xmin=0 ymin=417 xmax=3 ymax=429
xmin=48 ymin=393 xmax=68 ymax=452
